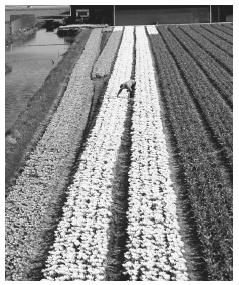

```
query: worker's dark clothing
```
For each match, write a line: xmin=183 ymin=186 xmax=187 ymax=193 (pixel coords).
xmin=117 ymin=79 xmax=136 ymax=97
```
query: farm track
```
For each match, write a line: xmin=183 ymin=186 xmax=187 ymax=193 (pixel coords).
xmin=180 ymin=26 xmax=232 ymax=75
xmin=148 ymin=25 xmax=232 ymax=280
xmin=168 ymin=27 xmax=233 ymax=110
xmin=157 ymin=26 xmax=232 ymax=174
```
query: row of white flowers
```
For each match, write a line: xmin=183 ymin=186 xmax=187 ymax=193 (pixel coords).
xmin=123 ymin=25 xmax=189 ymax=281
xmin=42 ymin=26 xmax=134 ymax=281
xmin=5 ymin=29 xmax=102 ymax=281
xmin=92 ymin=26 xmax=123 ymax=78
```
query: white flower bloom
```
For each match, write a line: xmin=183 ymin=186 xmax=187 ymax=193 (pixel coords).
xmin=123 ymin=26 xmax=188 ymax=281
xmin=42 ymin=26 xmax=134 ymax=281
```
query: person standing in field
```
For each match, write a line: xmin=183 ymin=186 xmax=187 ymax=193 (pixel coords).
xmin=117 ymin=79 xmax=136 ymax=98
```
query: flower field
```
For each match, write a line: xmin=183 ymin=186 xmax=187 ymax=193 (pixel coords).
xmin=5 ymin=23 xmax=233 ymax=281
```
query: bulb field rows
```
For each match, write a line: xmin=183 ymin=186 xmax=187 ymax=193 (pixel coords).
xmin=92 ymin=26 xmax=123 ymax=78
xmin=5 ymin=23 xmax=233 ymax=281
xmin=201 ymin=24 xmax=233 ymax=43
xmin=180 ymin=25 xmax=232 ymax=74
xmin=190 ymin=25 xmax=232 ymax=56
xmin=157 ymin=25 xmax=233 ymax=171
xmin=42 ymin=26 xmax=134 ymax=281
xmin=5 ymin=28 xmax=103 ymax=281
xmin=123 ymin=26 xmax=188 ymax=281
xmin=168 ymin=26 xmax=232 ymax=107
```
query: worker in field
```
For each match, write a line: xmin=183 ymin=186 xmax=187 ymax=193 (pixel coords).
xmin=117 ymin=79 xmax=136 ymax=98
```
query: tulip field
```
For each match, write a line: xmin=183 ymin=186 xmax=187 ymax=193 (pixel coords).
xmin=5 ymin=23 xmax=233 ymax=281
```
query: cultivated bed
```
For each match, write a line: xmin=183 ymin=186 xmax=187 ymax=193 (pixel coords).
xmin=5 ymin=23 xmax=233 ymax=281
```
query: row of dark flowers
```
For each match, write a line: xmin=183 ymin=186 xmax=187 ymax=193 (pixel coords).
xmin=190 ymin=25 xmax=232 ymax=56
xmin=202 ymin=24 xmax=233 ymax=44
xmin=148 ymin=26 xmax=232 ymax=280
xmin=168 ymin=25 xmax=232 ymax=108
xmin=180 ymin=25 xmax=232 ymax=75
xmin=157 ymin=26 xmax=232 ymax=171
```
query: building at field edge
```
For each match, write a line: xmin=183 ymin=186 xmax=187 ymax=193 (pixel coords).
xmin=70 ymin=5 xmax=233 ymax=26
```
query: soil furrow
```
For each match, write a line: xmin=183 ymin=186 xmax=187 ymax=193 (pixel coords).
xmin=105 ymin=99 xmax=133 ymax=280
xmin=105 ymin=26 xmax=136 ymax=281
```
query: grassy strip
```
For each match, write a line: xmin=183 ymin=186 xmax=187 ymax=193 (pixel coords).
xmin=6 ymin=27 xmax=38 ymax=45
xmin=157 ymin=26 xmax=233 ymax=172
xmin=168 ymin=26 xmax=232 ymax=109
xmin=5 ymin=28 xmax=102 ymax=281
xmin=5 ymin=29 xmax=91 ymax=194
xmin=180 ymin=25 xmax=232 ymax=74
xmin=148 ymin=27 xmax=232 ymax=280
